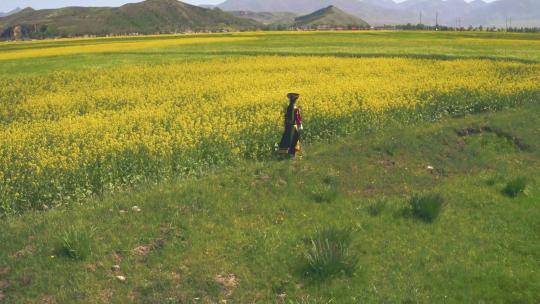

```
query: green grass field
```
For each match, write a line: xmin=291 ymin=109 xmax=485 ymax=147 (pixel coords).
xmin=0 ymin=31 xmax=539 ymax=303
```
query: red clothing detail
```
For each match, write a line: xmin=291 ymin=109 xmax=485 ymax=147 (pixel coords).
xmin=294 ymin=108 xmax=302 ymax=126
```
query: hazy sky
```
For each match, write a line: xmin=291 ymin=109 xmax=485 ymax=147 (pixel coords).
xmin=0 ymin=0 xmax=497 ymax=13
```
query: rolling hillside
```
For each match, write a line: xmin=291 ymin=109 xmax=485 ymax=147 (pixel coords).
xmin=0 ymin=0 xmax=258 ymax=40
xmin=294 ymin=6 xmax=370 ymax=28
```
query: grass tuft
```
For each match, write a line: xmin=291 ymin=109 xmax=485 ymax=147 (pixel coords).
xmin=303 ymin=228 xmax=357 ymax=280
xmin=288 ymin=296 xmax=335 ymax=304
xmin=57 ymin=226 xmax=94 ymax=260
xmin=503 ymin=177 xmax=528 ymax=198
xmin=309 ymin=184 xmax=338 ymax=203
xmin=410 ymin=193 xmax=444 ymax=223
xmin=366 ymin=199 xmax=387 ymax=216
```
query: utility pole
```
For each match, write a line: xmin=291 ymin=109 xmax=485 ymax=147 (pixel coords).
xmin=436 ymin=11 xmax=439 ymax=30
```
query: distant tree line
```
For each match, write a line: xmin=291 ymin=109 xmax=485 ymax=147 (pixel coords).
xmin=505 ymin=27 xmax=540 ymax=33
xmin=263 ymin=23 xmax=540 ymax=33
xmin=377 ymin=23 xmax=540 ymax=33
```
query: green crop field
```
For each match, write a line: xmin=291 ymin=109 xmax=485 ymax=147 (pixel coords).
xmin=0 ymin=31 xmax=539 ymax=303
xmin=1 ymin=31 xmax=540 ymax=76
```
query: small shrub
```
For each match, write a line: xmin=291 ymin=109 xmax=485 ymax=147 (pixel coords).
xmin=410 ymin=193 xmax=444 ymax=223
xmin=366 ymin=199 xmax=387 ymax=216
xmin=503 ymin=177 xmax=528 ymax=198
xmin=58 ymin=226 xmax=94 ymax=260
xmin=303 ymin=228 xmax=357 ymax=280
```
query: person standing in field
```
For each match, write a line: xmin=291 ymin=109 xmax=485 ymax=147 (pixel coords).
xmin=278 ymin=93 xmax=303 ymax=158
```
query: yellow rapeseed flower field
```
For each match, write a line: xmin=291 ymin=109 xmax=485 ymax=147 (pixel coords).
xmin=0 ymin=36 xmax=256 ymax=61
xmin=0 ymin=56 xmax=538 ymax=213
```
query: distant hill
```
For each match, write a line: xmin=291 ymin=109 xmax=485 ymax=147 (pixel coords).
xmin=229 ymin=11 xmax=297 ymax=24
xmin=362 ymin=0 xmax=399 ymax=9
xmin=397 ymin=0 xmax=482 ymax=25
xmin=464 ymin=0 xmax=540 ymax=27
xmin=218 ymin=0 xmax=414 ymax=25
xmin=294 ymin=5 xmax=370 ymax=28
xmin=218 ymin=0 xmax=313 ymax=13
xmin=217 ymin=0 xmax=540 ymax=27
xmin=0 ymin=7 xmax=22 ymax=17
xmin=0 ymin=0 xmax=259 ymax=40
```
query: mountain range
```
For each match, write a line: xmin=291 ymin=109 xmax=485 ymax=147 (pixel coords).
xmin=228 ymin=11 xmax=297 ymax=25
xmin=0 ymin=7 xmax=22 ymax=17
xmin=0 ymin=0 xmax=257 ymax=40
xmin=464 ymin=0 xmax=540 ymax=27
xmin=218 ymin=0 xmax=540 ymax=27
xmin=218 ymin=0 xmax=413 ymax=25
xmin=1 ymin=0 xmax=538 ymax=41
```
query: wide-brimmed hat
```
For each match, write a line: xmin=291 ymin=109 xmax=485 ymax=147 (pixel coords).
xmin=287 ymin=93 xmax=300 ymax=100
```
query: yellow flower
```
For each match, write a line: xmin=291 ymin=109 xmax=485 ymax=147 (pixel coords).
xmin=0 ymin=55 xmax=538 ymax=211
